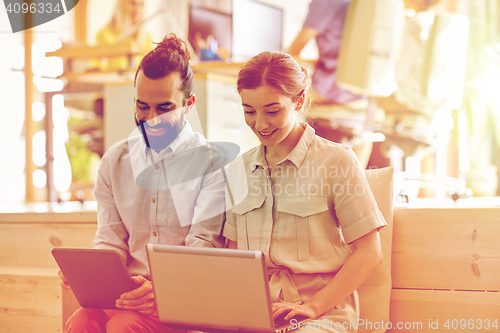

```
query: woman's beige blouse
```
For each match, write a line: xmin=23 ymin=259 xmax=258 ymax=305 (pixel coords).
xmin=223 ymin=124 xmax=386 ymax=306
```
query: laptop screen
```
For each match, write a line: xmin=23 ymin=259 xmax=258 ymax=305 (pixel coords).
xmin=147 ymin=244 xmax=276 ymax=333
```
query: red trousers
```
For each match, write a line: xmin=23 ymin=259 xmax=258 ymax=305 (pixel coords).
xmin=64 ymin=308 xmax=179 ymax=333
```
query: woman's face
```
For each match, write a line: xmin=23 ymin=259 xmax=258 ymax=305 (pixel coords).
xmin=127 ymin=0 xmax=144 ymax=23
xmin=240 ymin=85 xmax=303 ymax=148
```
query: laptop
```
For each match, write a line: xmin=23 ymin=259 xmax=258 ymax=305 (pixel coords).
xmin=146 ymin=244 xmax=310 ymax=333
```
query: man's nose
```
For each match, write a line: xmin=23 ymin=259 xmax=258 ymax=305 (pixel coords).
xmin=146 ymin=110 xmax=161 ymax=126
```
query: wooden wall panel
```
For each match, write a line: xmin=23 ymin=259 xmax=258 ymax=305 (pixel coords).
xmin=0 ymin=272 xmax=61 ymax=333
xmin=392 ymin=208 xmax=500 ymax=291
xmin=0 ymin=223 xmax=97 ymax=269
xmin=0 ymin=210 xmax=97 ymax=332
xmin=388 ymin=289 xmax=500 ymax=332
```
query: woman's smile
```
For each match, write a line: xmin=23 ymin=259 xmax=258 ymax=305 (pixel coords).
xmin=258 ymin=128 xmax=278 ymax=138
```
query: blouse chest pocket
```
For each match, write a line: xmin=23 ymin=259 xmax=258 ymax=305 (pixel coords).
xmin=275 ymin=195 xmax=330 ymax=261
xmin=231 ymin=195 xmax=266 ymax=250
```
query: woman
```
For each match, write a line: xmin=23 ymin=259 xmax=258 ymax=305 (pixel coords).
xmin=223 ymin=51 xmax=386 ymax=332
xmin=91 ymin=0 xmax=152 ymax=71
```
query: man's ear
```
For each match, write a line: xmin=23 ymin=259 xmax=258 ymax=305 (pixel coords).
xmin=185 ymin=94 xmax=196 ymax=115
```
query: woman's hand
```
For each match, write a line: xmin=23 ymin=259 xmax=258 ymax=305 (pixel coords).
xmin=272 ymin=302 xmax=317 ymax=321
xmin=58 ymin=270 xmax=71 ymax=290
xmin=115 ymin=275 xmax=157 ymax=316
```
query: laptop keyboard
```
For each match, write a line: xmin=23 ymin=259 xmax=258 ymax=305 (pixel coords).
xmin=274 ymin=313 xmax=311 ymax=332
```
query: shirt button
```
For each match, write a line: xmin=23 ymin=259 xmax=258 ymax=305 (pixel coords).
xmin=155 ymin=164 xmax=159 ymax=169
xmin=152 ymin=198 xmax=156 ymax=203
xmin=152 ymin=231 xmax=157 ymax=236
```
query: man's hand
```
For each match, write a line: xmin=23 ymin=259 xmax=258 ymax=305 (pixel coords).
xmin=58 ymin=270 xmax=71 ymax=290
xmin=115 ymin=275 xmax=156 ymax=316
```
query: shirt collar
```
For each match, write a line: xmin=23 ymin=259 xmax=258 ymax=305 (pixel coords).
xmin=129 ymin=121 xmax=197 ymax=184
xmin=286 ymin=122 xmax=315 ymax=168
xmin=251 ymin=123 xmax=315 ymax=172
xmin=251 ymin=145 xmax=267 ymax=173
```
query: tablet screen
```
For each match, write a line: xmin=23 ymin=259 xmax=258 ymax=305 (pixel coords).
xmin=52 ymin=248 xmax=135 ymax=309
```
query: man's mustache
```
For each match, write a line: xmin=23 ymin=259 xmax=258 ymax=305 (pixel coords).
xmin=135 ymin=115 xmax=172 ymax=132
xmin=142 ymin=121 xmax=172 ymax=132
xmin=137 ymin=120 xmax=174 ymax=150
xmin=138 ymin=120 xmax=174 ymax=137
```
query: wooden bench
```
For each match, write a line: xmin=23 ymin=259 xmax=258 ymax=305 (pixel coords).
xmin=0 ymin=203 xmax=97 ymax=333
xmin=388 ymin=207 xmax=500 ymax=332
xmin=1 ymin=202 xmax=500 ymax=332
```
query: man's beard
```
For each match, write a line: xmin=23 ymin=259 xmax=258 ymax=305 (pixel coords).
xmin=135 ymin=114 xmax=185 ymax=153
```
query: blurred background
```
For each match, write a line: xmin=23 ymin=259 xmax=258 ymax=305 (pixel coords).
xmin=0 ymin=0 xmax=499 ymax=205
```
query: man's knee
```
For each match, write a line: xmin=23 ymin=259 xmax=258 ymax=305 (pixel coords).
xmin=106 ymin=311 xmax=173 ymax=333
xmin=64 ymin=308 xmax=108 ymax=333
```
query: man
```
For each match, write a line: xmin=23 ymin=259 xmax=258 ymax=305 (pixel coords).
xmin=60 ymin=34 xmax=226 ymax=332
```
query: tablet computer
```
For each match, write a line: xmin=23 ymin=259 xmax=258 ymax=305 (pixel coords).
xmin=52 ymin=248 xmax=135 ymax=309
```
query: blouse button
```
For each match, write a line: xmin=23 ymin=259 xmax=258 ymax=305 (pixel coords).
xmin=152 ymin=198 xmax=156 ymax=203
xmin=152 ymin=231 xmax=157 ymax=236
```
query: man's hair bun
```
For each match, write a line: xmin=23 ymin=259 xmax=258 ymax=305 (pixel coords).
xmin=154 ymin=33 xmax=191 ymax=62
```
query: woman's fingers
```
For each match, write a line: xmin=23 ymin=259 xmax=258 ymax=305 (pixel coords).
xmin=284 ymin=305 xmax=315 ymax=321
xmin=271 ymin=302 xmax=315 ymax=321
xmin=284 ymin=308 xmax=301 ymax=321
xmin=272 ymin=302 xmax=286 ymax=312
xmin=272 ymin=302 xmax=294 ymax=319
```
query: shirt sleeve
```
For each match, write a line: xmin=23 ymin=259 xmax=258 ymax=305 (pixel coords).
xmin=184 ymin=166 xmax=226 ymax=248
xmin=220 ymin=154 xmax=251 ymax=243
xmin=332 ymin=147 xmax=386 ymax=244
xmin=93 ymin=152 xmax=130 ymax=263
xmin=303 ymin=0 xmax=344 ymax=34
